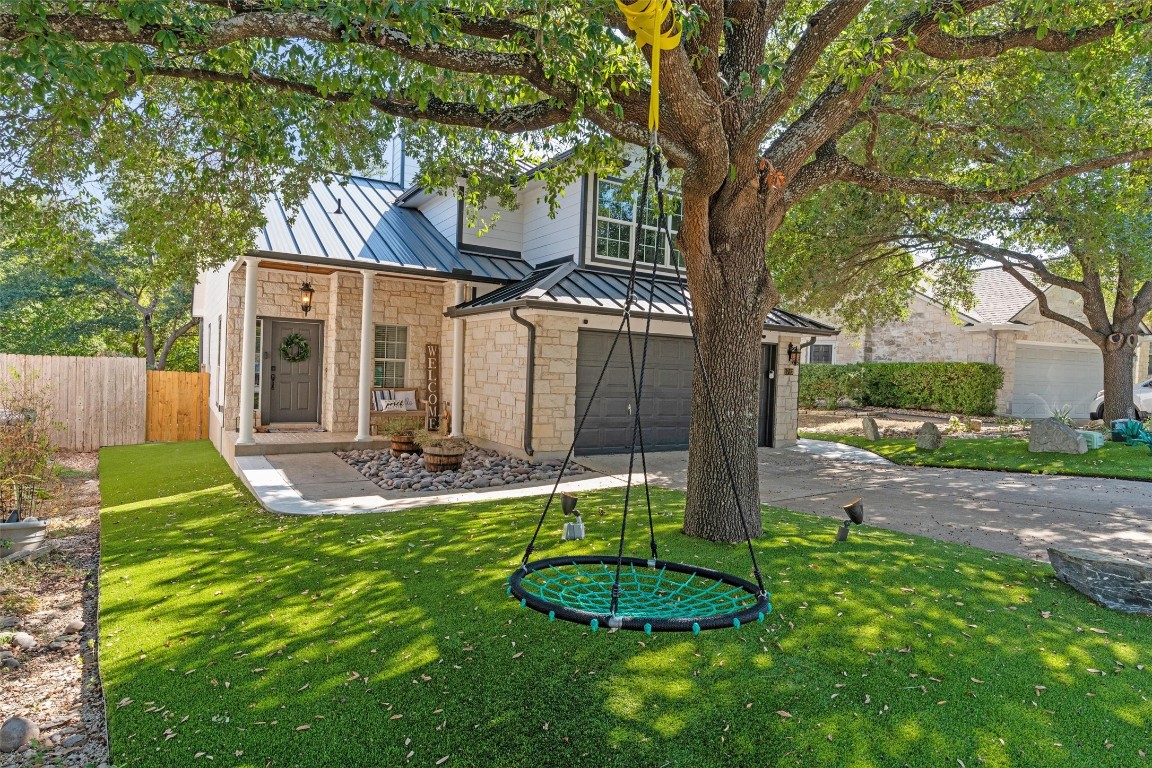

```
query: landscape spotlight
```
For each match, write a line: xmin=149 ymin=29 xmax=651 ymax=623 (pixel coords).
xmin=836 ymin=498 xmax=864 ymax=542
xmin=561 ymin=493 xmax=585 ymax=541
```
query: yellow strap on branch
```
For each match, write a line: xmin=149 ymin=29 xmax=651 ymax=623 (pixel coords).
xmin=614 ymin=0 xmax=682 ymax=133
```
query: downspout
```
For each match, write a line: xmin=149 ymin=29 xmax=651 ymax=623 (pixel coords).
xmin=509 ymin=307 xmax=535 ymax=457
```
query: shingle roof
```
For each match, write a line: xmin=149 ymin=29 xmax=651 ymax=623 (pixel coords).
xmin=965 ymin=267 xmax=1039 ymax=324
xmin=256 ymin=175 xmax=531 ymax=283
xmin=451 ymin=263 xmax=838 ymax=335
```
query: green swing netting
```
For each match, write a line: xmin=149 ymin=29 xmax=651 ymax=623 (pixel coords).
xmin=509 ymin=555 xmax=770 ymax=633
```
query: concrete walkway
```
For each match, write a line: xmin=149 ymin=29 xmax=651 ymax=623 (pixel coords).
xmin=580 ymin=439 xmax=1152 ymax=562
xmin=237 ymin=453 xmax=629 ymax=516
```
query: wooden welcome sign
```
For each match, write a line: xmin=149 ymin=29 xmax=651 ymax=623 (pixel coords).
xmin=425 ymin=343 xmax=441 ymax=431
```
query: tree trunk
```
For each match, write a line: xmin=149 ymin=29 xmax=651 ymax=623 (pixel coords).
xmin=1101 ymin=342 xmax=1138 ymax=423
xmin=681 ymin=191 xmax=772 ymax=542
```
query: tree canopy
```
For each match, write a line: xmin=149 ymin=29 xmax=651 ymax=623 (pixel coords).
xmin=5 ymin=0 xmax=1152 ymax=539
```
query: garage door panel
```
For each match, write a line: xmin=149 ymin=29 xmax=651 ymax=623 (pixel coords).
xmin=1011 ymin=344 xmax=1101 ymax=419
xmin=576 ymin=331 xmax=694 ymax=454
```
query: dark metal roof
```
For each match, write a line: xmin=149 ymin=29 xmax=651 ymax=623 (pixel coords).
xmin=257 ymin=175 xmax=532 ymax=283
xmin=450 ymin=264 xmax=839 ymax=335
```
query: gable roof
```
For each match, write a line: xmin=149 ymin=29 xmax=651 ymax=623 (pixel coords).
xmin=255 ymin=175 xmax=531 ymax=283
xmin=966 ymin=267 xmax=1040 ymax=324
xmin=450 ymin=262 xmax=838 ymax=335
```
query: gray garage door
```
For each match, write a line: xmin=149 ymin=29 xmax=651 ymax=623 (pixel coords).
xmin=1010 ymin=343 xmax=1102 ymax=418
xmin=574 ymin=331 xmax=694 ymax=454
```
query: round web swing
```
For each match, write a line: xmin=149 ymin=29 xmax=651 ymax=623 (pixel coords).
xmin=507 ymin=0 xmax=771 ymax=634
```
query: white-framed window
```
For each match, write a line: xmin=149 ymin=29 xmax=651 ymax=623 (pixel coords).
xmin=594 ymin=178 xmax=683 ymax=267
xmin=807 ymin=344 xmax=834 ymax=364
xmin=374 ymin=325 xmax=408 ymax=387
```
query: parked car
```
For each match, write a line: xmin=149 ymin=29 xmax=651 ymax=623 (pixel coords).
xmin=1089 ymin=376 xmax=1152 ymax=420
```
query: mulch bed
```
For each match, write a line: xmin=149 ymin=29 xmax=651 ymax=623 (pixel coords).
xmin=1 ymin=453 xmax=108 ymax=768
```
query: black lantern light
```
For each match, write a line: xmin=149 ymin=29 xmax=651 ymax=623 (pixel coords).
xmin=836 ymin=498 xmax=864 ymax=542
xmin=787 ymin=342 xmax=802 ymax=365
xmin=299 ymin=280 xmax=315 ymax=315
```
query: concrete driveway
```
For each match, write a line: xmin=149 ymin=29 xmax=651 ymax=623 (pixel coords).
xmin=580 ymin=440 xmax=1152 ymax=562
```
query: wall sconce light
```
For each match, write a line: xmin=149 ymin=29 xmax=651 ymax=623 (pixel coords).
xmin=836 ymin=498 xmax=865 ymax=542
xmin=299 ymin=280 xmax=315 ymax=315
xmin=787 ymin=342 xmax=802 ymax=365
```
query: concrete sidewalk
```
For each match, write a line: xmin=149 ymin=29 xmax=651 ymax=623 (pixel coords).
xmin=581 ymin=439 xmax=1152 ymax=562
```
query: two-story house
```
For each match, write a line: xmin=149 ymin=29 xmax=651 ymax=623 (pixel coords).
xmin=193 ymin=142 xmax=836 ymax=466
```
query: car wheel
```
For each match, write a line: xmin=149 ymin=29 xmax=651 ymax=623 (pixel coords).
xmin=1090 ymin=406 xmax=1103 ymax=421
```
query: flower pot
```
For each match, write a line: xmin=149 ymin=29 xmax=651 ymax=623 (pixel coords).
xmin=0 ymin=518 xmax=48 ymax=558
xmin=391 ymin=433 xmax=419 ymax=457
xmin=423 ymin=446 xmax=465 ymax=472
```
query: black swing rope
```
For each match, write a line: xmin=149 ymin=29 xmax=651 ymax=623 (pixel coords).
xmin=508 ymin=140 xmax=771 ymax=632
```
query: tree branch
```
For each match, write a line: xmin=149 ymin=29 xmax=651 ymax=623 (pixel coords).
xmin=157 ymin=317 xmax=198 ymax=370
xmin=916 ymin=10 xmax=1152 ymax=60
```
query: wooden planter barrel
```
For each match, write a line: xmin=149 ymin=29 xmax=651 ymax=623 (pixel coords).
xmin=423 ymin=446 xmax=465 ymax=472
xmin=390 ymin=434 xmax=419 ymax=457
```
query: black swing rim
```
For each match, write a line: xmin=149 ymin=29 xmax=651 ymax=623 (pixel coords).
xmin=509 ymin=555 xmax=772 ymax=633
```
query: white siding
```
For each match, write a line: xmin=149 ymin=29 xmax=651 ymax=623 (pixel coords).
xmin=460 ymin=197 xmax=524 ymax=254
xmin=419 ymin=194 xmax=459 ymax=245
xmin=193 ymin=260 xmax=236 ymax=415
xmin=521 ymin=177 xmax=585 ymax=266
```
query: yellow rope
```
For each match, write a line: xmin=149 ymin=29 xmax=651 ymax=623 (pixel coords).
xmin=614 ymin=0 xmax=682 ymax=134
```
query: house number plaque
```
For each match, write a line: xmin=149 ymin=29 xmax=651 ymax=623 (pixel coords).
xmin=425 ymin=343 xmax=441 ymax=431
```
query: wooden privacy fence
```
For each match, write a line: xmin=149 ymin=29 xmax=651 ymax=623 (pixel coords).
xmin=0 ymin=354 xmax=147 ymax=451
xmin=145 ymin=370 xmax=209 ymax=443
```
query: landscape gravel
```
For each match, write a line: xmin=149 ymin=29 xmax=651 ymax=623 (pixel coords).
xmin=339 ymin=445 xmax=586 ymax=492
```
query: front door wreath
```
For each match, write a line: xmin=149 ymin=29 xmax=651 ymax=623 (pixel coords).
xmin=279 ymin=332 xmax=311 ymax=363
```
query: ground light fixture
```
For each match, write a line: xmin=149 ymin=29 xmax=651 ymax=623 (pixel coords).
xmin=560 ymin=492 xmax=585 ymax=541
xmin=836 ymin=498 xmax=864 ymax=542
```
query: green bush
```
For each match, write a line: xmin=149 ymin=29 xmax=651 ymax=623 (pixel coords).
xmin=799 ymin=362 xmax=1003 ymax=416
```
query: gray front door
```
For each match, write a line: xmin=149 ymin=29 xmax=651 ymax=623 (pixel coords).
xmin=263 ymin=319 xmax=322 ymax=424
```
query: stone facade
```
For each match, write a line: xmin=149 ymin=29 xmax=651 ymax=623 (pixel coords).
xmin=223 ymin=266 xmax=447 ymax=433
xmin=774 ymin=336 xmax=800 ymax=447
xmin=219 ymin=265 xmax=803 ymax=455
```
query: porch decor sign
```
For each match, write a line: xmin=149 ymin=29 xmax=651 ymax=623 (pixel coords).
xmin=425 ymin=343 xmax=441 ymax=431
xmin=279 ymin=332 xmax=311 ymax=363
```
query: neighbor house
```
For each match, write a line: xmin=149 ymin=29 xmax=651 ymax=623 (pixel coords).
xmin=192 ymin=143 xmax=836 ymax=466
xmin=807 ymin=267 xmax=1151 ymax=418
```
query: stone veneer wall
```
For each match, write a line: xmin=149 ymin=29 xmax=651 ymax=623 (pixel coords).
xmin=774 ymin=336 xmax=800 ymax=447
xmin=223 ymin=266 xmax=447 ymax=433
xmin=461 ymin=314 xmax=528 ymax=451
xmin=833 ymin=295 xmax=994 ymax=365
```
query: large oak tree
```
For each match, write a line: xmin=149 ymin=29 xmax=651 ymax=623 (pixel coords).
xmin=4 ymin=0 xmax=1152 ymax=541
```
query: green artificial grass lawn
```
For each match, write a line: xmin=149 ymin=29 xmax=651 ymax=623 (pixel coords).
xmin=800 ymin=433 xmax=1152 ymax=482
xmin=99 ymin=442 xmax=1151 ymax=768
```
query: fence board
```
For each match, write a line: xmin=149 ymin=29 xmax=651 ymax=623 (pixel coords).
xmin=146 ymin=370 xmax=209 ymax=442
xmin=0 ymin=354 xmax=147 ymax=451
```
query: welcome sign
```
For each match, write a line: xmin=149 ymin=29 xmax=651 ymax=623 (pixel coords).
xmin=425 ymin=343 xmax=441 ymax=431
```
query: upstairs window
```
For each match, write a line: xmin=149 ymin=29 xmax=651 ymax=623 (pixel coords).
xmin=595 ymin=178 xmax=683 ymax=267
xmin=374 ymin=325 xmax=408 ymax=387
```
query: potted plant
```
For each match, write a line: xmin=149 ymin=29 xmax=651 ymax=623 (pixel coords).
xmin=0 ymin=476 xmax=48 ymax=559
xmin=388 ymin=416 xmax=424 ymax=457
xmin=413 ymin=429 xmax=467 ymax=472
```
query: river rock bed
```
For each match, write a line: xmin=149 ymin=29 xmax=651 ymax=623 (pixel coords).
xmin=338 ymin=445 xmax=587 ymax=492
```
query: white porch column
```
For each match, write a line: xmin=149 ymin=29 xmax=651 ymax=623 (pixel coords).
xmin=356 ymin=269 xmax=375 ymax=441
xmin=451 ymin=281 xmax=467 ymax=437
xmin=236 ymin=256 xmax=259 ymax=445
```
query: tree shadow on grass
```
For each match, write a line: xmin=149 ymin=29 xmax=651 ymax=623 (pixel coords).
xmin=98 ymin=443 xmax=1151 ymax=768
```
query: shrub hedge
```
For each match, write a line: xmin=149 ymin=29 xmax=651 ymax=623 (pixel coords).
xmin=799 ymin=362 xmax=1004 ymax=416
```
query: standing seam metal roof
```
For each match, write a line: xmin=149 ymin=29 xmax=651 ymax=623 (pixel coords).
xmin=258 ymin=175 xmax=533 ymax=282
xmin=453 ymin=264 xmax=838 ymax=334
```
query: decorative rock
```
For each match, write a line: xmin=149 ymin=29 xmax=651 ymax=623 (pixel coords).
xmin=1048 ymin=548 xmax=1152 ymax=615
xmin=10 ymin=632 xmax=34 ymax=650
xmin=0 ymin=717 xmax=39 ymax=753
xmin=339 ymin=445 xmax=583 ymax=494
xmin=1 ymin=657 xmax=19 ymax=669
xmin=0 ymin=616 xmax=16 ymax=629
xmin=63 ymin=619 xmax=85 ymax=634
xmin=1028 ymin=418 xmax=1087 ymax=455
xmin=915 ymin=422 xmax=943 ymax=450
xmin=60 ymin=734 xmax=86 ymax=748
xmin=861 ymin=415 xmax=881 ymax=441
xmin=968 ymin=419 xmax=983 ymax=432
